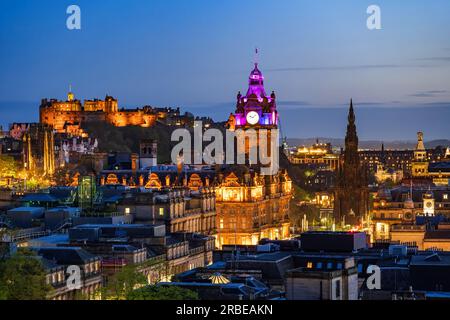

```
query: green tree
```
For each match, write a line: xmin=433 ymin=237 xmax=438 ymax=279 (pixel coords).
xmin=0 ymin=155 xmax=18 ymax=178
xmin=100 ymin=264 xmax=148 ymax=300
xmin=52 ymin=166 xmax=71 ymax=186
xmin=289 ymin=183 xmax=315 ymax=232
xmin=126 ymin=285 xmax=199 ymax=300
xmin=0 ymin=250 xmax=52 ymax=300
xmin=292 ymin=183 xmax=312 ymax=202
xmin=82 ymin=121 xmax=175 ymax=164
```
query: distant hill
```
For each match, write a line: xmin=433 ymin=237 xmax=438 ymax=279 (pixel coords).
xmin=286 ymin=138 xmax=450 ymax=150
xmin=82 ymin=121 xmax=176 ymax=163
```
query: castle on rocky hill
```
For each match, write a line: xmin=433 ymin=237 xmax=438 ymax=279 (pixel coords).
xmin=39 ymin=89 xmax=186 ymax=136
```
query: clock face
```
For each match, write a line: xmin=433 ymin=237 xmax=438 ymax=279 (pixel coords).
xmin=246 ymin=111 xmax=259 ymax=125
xmin=426 ymin=201 xmax=433 ymax=208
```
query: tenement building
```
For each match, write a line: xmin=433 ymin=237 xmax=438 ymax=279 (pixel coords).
xmin=117 ymin=187 xmax=216 ymax=237
xmin=372 ymin=184 xmax=450 ymax=241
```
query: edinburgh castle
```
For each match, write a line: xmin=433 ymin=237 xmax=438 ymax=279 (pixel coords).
xmin=39 ymin=89 xmax=185 ymax=136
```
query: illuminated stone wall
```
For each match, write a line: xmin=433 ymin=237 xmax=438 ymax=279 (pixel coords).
xmin=215 ymin=171 xmax=292 ymax=247
xmin=40 ymin=96 xmax=160 ymax=134
xmin=106 ymin=110 xmax=157 ymax=127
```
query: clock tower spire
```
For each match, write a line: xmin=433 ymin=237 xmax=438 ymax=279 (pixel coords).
xmin=229 ymin=50 xmax=278 ymax=129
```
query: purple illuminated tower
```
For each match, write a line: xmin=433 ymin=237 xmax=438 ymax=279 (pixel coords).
xmin=229 ymin=53 xmax=278 ymax=129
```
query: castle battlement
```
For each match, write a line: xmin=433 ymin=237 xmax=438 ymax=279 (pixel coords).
xmin=39 ymin=91 xmax=184 ymax=135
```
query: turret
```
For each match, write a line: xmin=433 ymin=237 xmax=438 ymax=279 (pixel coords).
xmin=67 ymin=85 xmax=74 ymax=102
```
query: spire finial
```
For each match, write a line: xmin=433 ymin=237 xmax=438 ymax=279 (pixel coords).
xmin=254 ymin=47 xmax=259 ymax=67
xmin=348 ymin=98 xmax=355 ymax=122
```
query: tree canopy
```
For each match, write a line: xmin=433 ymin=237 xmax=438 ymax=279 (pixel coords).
xmin=0 ymin=155 xmax=18 ymax=178
xmin=82 ymin=122 xmax=175 ymax=164
xmin=126 ymin=285 xmax=199 ymax=300
xmin=100 ymin=264 xmax=148 ymax=300
xmin=0 ymin=250 xmax=52 ymax=300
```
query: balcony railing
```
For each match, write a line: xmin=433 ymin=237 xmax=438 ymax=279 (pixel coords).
xmin=391 ymin=224 xmax=426 ymax=231
xmin=185 ymin=208 xmax=202 ymax=215
xmin=5 ymin=227 xmax=50 ymax=242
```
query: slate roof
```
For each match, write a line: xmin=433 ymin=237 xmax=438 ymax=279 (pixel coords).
xmin=20 ymin=193 xmax=59 ymax=202
xmin=428 ymin=161 xmax=450 ymax=173
xmin=35 ymin=247 xmax=100 ymax=265
xmin=410 ymin=253 xmax=450 ymax=266
xmin=386 ymin=186 xmax=450 ymax=202
xmin=425 ymin=230 xmax=450 ymax=240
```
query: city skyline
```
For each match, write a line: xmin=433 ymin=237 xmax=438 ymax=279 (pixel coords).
xmin=1 ymin=0 xmax=450 ymax=139
xmin=2 ymin=1 xmax=450 ymax=304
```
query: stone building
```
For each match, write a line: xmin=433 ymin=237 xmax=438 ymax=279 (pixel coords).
xmin=39 ymin=90 xmax=185 ymax=135
xmin=410 ymin=131 xmax=450 ymax=185
xmin=358 ymin=133 xmax=448 ymax=179
xmin=334 ymin=100 xmax=369 ymax=226
xmin=411 ymin=131 xmax=430 ymax=178
xmin=372 ymin=184 xmax=450 ymax=241
xmin=117 ymin=187 xmax=216 ymax=236
xmin=34 ymin=247 xmax=103 ymax=300
xmin=374 ymin=163 xmax=404 ymax=184
xmin=67 ymin=223 xmax=215 ymax=284
xmin=289 ymin=142 xmax=339 ymax=171
xmin=215 ymin=169 xmax=291 ymax=247
xmin=97 ymin=162 xmax=291 ymax=248
xmin=217 ymin=58 xmax=292 ymax=247
xmin=285 ymin=256 xmax=359 ymax=300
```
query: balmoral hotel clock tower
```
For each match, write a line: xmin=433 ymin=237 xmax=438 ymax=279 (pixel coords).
xmin=215 ymin=55 xmax=292 ymax=248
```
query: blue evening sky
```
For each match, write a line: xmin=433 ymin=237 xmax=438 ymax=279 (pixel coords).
xmin=1 ymin=0 xmax=449 ymax=140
